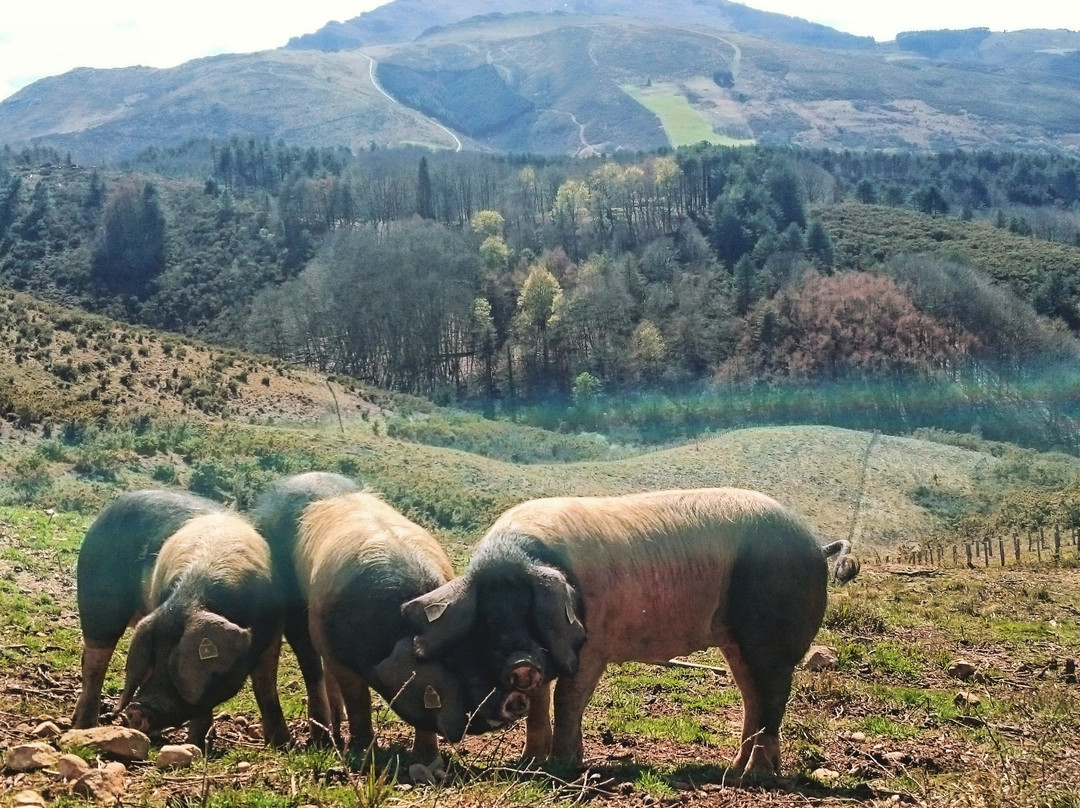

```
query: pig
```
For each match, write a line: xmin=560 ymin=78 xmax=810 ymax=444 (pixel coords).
xmin=252 ymin=472 xmax=361 ymax=743
xmin=72 ymin=490 xmax=288 ymax=748
xmin=402 ymin=487 xmax=860 ymax=774
xmin=291 ymin=490 xmax=528 ymax=761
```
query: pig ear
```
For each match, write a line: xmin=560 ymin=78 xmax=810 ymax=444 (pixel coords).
xmin=372 ymin=639 xmax=468 ymax=743
xmin=175 ymin=611 xmax=252 ymax=705
xmin=118 ymin=614 xmax=156 ymax=711
xmin=529 ymin=565 xmax=586 ymax=678
xmin=401 ymin=578 xmax=477 ymax=660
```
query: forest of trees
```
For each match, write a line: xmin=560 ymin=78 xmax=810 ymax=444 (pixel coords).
xmin=2 ymin=139 xmax=1079 ymax=447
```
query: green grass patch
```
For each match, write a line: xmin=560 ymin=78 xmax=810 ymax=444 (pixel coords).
xmin=856 ymin=715 xmax=921 ymax=740
xmin=868 ymin=642 xmax=924 ymax=680
xmin=622 ymin=83 xmax=754 ymax=147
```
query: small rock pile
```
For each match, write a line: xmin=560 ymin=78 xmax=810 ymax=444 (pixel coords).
xmin=2 ymin=722 xmax=201 ymax=804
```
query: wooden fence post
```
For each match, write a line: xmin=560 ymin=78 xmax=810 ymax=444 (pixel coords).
xmin=983 ymin=540 xmax=990 ymax=567
xmin=952 ymin=545 xmax=958 ymax=567
xmin=999 ymin=538 xmax=1005 ymax=567
xmin=1013 ymin=535 xmax=1021 ymax=562
xmin=1054 ymin=525 xmax=1061 ymax=560
xmin=965 ymin=544 xmax=972 ymax=567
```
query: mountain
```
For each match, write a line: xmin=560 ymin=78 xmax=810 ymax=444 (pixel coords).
xmin=286 ymin=0 xmax=875 ymax=52
xmin=0 ymin=0 xmax=1078 ymax=161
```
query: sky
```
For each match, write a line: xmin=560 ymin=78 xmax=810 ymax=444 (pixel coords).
xmin=2 ymin=0 xmax=1079 ymax=103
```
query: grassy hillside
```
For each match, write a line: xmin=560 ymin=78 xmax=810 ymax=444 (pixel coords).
xmin=4 ymin=13 xmax=1080 ymax=159
xmin=0 ymin=289 xmax=372 ymax=428
xmin=0 ymin=50 xmax=458 ymax=161
xmin=4 ymin=289 xmax=1078 ymax=552
xmin=819 ymin=202 xmax=1080 ymax=299
xmin=2 ymin=290 xmax=1079 ymax=805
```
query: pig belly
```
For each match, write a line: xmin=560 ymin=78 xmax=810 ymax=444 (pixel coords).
xmin=576 ymin=560 xmax=732 ymax=662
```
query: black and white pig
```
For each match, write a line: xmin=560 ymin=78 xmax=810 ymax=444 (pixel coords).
xmin=403 ymin=487 xmax=860 ymax=774
xmin=73 ymin=490 xmax=288 ymax=748
xmin=254 ymin=476 xmax=526 ymax=761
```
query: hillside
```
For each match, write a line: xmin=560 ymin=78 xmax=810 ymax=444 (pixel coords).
xmin=0 ymin=49 xmax=460 ymax=162
xmin=286 ymin=0 xmax=875 ymax=52
xmin=2 ymin=5 xmax=1079 ymax=159
xmin=0 ymin=289 xmax=372 ymax=429
xmin=4 ymin=287 xmax=1079 ymax=553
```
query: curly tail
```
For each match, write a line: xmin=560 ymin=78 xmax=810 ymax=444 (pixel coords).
xmin=821 ymin=540 xmax=861 ymax=584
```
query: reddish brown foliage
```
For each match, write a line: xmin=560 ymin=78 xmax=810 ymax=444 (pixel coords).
xmin=737 ymin=271 xmax=976 ymax=379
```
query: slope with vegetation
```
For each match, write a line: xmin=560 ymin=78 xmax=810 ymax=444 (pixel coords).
xmin=2 ymin=2 xmax=1080 ymax=159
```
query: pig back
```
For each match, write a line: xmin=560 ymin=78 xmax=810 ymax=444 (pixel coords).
xmin=480 ymin=488 xmax=826 ymax=662
xmin=148 ymin=511 xmax=279 ymax=629
xmin=251 ymin=472 xmax=360 ymax=608
xmin=77 ymin=490 xmax=222 ymax=645
xmin=298 ymin=492 xmax=454 ymax=675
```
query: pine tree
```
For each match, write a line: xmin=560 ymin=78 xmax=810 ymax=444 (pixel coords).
xmin=416 ymin=156 xmax=434 ymax=219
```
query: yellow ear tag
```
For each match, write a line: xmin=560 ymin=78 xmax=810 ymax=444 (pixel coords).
xmin=424 ymin=602 xmax=449 ymax=622
xmin=199 ymin=637 xmax=219 ymax=660
xmin=424 ymin=685 xmax=442 ymax=710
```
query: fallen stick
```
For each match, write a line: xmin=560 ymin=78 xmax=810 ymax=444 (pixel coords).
xmin=661 ymin=660 xmax=728 ymax=675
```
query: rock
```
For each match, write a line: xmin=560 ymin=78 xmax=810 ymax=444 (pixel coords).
xmin=5 ymin=742 xmax=59 ymax=772
xmin=884 ymin=751 xmax=907 ymax=764
xmin=12 ymin=790 xmax=46 ymax=807
xmin=73 ymin=767 xmax=126 ymax=803
xmin=30 ymin=721 xmax=62 ymax=740
xmin=947 ymin=659 xmax=977 ymax=681
xmin=57 ymin=753 xmax=92 ymax=781
xmin=60 ymin=727 xmax=149 ymax=761
xmin=408 ymin=757 xmax=446 ymax=784
xmin=813 ymin=767 xmax=840 ymax=782
xmin=156 ymin=744 xmax=200 ymax=769
xmin=850 ymin=732 xmax=867 ymax=743
xmin=803 ymin=645 xmax=839 ymax=671
xmin=236 ymin=761 xmax=251 ymax=773
xmin=15 ymin=722 xmax=34 ymax=735
xmin=954 ymin=691 xmax=981 ymax=709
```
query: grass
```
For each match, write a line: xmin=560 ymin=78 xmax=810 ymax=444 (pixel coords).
xmin=3 ymin=503 xmax=1080 ymax=806
xmin=622 ymin=82 xmax=754 ymax=147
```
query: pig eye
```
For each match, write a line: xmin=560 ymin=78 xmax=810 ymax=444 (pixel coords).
xmin=424 ymin=685 xmax=442 ymax=709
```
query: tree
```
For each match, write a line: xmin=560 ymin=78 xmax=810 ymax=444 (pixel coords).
xmin=765 ymin=164 xmax=806 ymax=229
xmin=572 ymin=371 xmax=602 ymax=410
xmin=629 ymin=320 xmax=667 ymax=384
xmin=515 ymin=265 xmax=563 ymax=389
xmin=416 ymin=156 xmax=434 ymax=219
xmin=805 ymin=220 xmax=834 ymax=270
xmin=472 ymin=209 xmax=504 ymax=238
xmin=910 ymin=185 xmax=949 ymax=216
xmin=96 ymin=181 xmax=166 ymax=290
xmin=472 ymin=297 xmax=498 ymax=416
xmin=734 ymin=254 xmax=756 ymax=315
xmin=711 ymin=204 xmax=751 ymax=267
xmin=855 ymin=178 xmax=878 ymax=204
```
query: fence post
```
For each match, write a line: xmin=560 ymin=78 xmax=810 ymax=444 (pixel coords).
xmin=952 ymin=545 xmax=958 ymax=567
xmin=983 ymin=540 xmax=990 ymax=567
xmin=975 ymin=541 xmax=981 ymax=559
xmin=1013 ymin=534 xmax=1021 ymax=562
xmin=999 ymin=538 xmax=1005 ymax=567
xmin=965 ymin=544 xmax=972 ymax=567
xmin=1054 ymin=525 xmax=1061 ymax=560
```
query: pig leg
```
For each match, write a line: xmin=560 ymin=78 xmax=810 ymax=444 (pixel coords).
xmin=522 ymin=680 xmax=553 ymax=761
xmin=324 ymin=670 xmax=347 ymax=748
xmin=187 ymin=711 xmax=215 ymax=750
xmin=251 ymin=634 xmax=291 ymax=748
xmin=717 ymin=635 xmax=781 ymax=774
xmin=285 ymin=611 xmax=335 ymax=746
xmin=550 ymin=652 xmax=607 ymax=764
xmin=325 ymin=660 xmax=375 ymax=758
xmin=72 ymin=641 xmax=117 ymax=728
xmin=412 ymin=729 xmax=439 ymax=762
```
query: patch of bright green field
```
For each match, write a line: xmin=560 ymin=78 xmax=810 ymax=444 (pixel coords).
xmin=621 ymin=82 xmax=754 ymax=148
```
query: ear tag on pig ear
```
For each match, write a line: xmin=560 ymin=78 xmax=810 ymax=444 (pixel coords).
xmin=199 ymin=638 xmax=219 ymax=660
xmin=424 ymin=602 xmax=449 ymax=622
xmin=424 ymin=685 xmax=442 ymax=710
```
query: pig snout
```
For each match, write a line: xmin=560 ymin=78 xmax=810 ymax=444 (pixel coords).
xmin=500 ymin=690 xmax=531 ymax=723
xmin=123 ymin=703 xmax=153 ymax=734
xmin=503 ymin=657 xmax=544 ymax=692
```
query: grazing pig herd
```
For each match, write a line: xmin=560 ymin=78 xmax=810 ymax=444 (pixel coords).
xmin=71 ymin=473 xmax=859 ymax=775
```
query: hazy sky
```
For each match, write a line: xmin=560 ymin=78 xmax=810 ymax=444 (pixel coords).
xmin=2 ymin=1 xmax=1078 ymax=102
